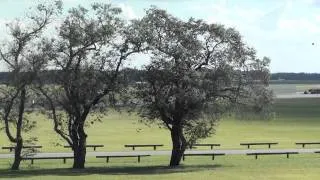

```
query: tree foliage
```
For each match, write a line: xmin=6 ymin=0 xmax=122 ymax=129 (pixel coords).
xmin=37 ymin=3 xmax=147 ymax=169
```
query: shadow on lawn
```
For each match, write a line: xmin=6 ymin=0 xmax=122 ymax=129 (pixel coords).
xmin=0 ymin=164 xmax=224 ymax=178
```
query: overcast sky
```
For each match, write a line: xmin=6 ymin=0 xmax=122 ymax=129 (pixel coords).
xmin=0 ymin=0 xmax=320 ymax=73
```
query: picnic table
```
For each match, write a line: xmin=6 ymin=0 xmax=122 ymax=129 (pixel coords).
xmin=183 ymin=153 xmax=225 ymax=161
xmin=22 ymin=156 xmax=73 ymax=164
xmin=189 ymin=143 xmax=220 ymax=150
xmin=2 ymin=145 xmax=42 ymax=152
xmin=96 ymin=155 xmax=150 ymax=163
xmin=240 ymin=142 xmax=278 ymax=149
xmin=295 ymin=142 xmax=320 ymax=148
xmin=124 ymin=144 xmax=163 ymax=150
xmin=247 ymin=152 xmax=298 ymax=159
xmin=63 ymin=144 xmax=104 ymax=151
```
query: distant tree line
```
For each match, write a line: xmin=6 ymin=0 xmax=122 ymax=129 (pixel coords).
xmin=1 ymin=71 xmax=320 ymax=84
xmin=0 ymin=69 xmax=143 ymax=84
xmin=270 ymin=73 xmax=320 ymax=81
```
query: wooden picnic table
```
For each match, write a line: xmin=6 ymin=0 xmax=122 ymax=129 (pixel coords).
xmin=240 ymin=142 xmax=278 ymax=149
xmin=22 ymin=156 xmax=73 ymax=164
xmin=2 ymin=145 xmax=42 ymax=152
xmin=183 ymin=153 xmax=225 ymax=161
xmin=124 ymin=144 xmax=163 ymax=150
xmin=247 ymin=152 xmax=299 ymax=159
xmin=295 ymin=142 xmax=320 ymax=148
xmin=63 ymin=144 xmax=104 ymax=151
xmin=189 ymin=143 xmax=220 ymax=150
xmin=96 ymin=155 xmax=150 ymax=163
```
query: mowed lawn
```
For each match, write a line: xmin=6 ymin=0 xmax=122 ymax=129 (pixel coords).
xmin=1 ymin=98 xmax=320 ymax=179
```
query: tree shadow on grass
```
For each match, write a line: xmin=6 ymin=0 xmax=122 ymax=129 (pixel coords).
xmin=0 ymin=164 xmax=225 ymax=178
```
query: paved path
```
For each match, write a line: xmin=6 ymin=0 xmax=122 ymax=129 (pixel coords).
xmin=1 ymin=148 xmax=320 ymax=159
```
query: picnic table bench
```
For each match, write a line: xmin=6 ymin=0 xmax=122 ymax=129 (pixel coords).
xmin=189 ymin=143 xmax=220 ymax=150
xmin=22 ymin=156 xmax=73 ymax=164
xmin=96 ymin=155 xmax=150 ymax=163
xmin=124 ymin=144 xmax=163 ymax=150
xmin=247 ymin=152 xmax=298 ymax=159
xmin=2 ymin=145 xmax=42 ymax=152
xmin=295 ymin=142 xmax=320 ymax=148
xmin=240 ymin=142 xmax=278 ymax=149
xmin=183 ymin=153 xmax=225 ymax=161
xmin=63 ymin=144 xmax=104 ymax=151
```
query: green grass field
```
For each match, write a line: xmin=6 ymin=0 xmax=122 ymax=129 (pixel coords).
xmin=1 ymin=97 xmax=320 ymax=179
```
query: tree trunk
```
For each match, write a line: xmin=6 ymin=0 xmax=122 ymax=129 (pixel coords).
xmin=11 ymin=138 xmax=23 ymax=170
xmin=72 ymin=123 xmax=87 ymax=169
xmin=11 ymin=88 xmax=26 ymax=170
xmin=169 ymin=124 xmax=187 ymax=167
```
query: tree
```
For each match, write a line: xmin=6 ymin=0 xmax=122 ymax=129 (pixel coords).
xmin=0 ymin=1 xmax=61 ymax=170
xmin=37 ymin=3 xmax=147 ymax=169
xmin=135 ymin=8 xmax=273 ymax=167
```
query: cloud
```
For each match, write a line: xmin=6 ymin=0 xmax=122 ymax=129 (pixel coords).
xmin=0 ymin=19 xmax=10 ymax=41
xmin=257 ymin=4 xmax=285 ymax=31
xmin=278 ymin=18 xmax=320 ymax=34
xmin=117 ymin=3 xmax=138 ymax=20
xmin=205 ymin=1 xmax=269 ymax=29
xmin=307 ymin=0 xmax=320 ymax=7
xmin=274 ymin=1 xmax=320 ymax=39
xmin=0 ymin=18 xmax=6 ymax=28
xmin=204 ymin=0 xmax=320 ymax=40
xmin=195 ymin=0 xmax=320 ymax=72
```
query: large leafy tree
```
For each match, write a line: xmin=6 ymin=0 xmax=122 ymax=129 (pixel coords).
xmin=135 ymin=8 xmax=273 ymax=167
xmin=0 ymin=1 xmax=61 ymax=170
xmin=37 ymin=3 xmax=147 ymax=169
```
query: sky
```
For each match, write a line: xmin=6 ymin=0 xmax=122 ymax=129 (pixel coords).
xmin=0 ymin=0 xmax=320 ymax=73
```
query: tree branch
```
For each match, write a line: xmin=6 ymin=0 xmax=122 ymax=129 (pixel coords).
xmin=194 ymin=39 xmax=225 ymax=71
xmin=3 ymin=89 xmax=20 ymax=142
xmin=37 ymin=86 xmax=73 ymax=145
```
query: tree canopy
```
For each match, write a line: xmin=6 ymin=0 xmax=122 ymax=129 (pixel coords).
xmin=37 ymin=3 xmax=147 ymax=169
xmin=0 ymin=1 xmax=62 ymax=170
xmin=134 ymin=7 xmax=273 ymax=166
